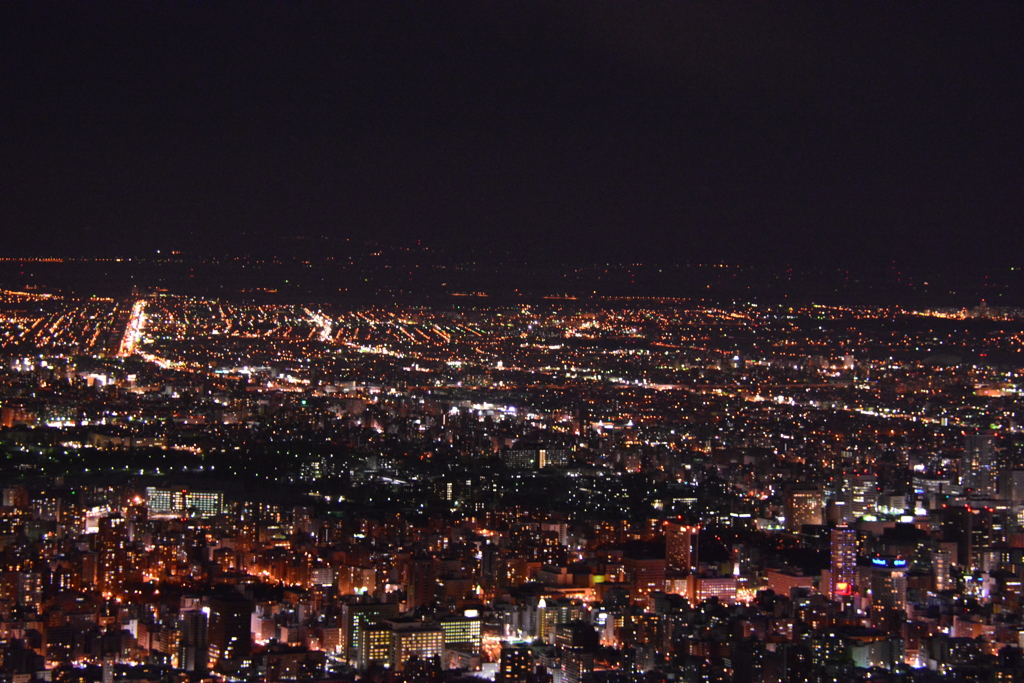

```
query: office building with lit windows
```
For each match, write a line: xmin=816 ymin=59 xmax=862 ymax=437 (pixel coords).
xmin=146 ymin=487 xmax=224 ymax=518
xmin=343 ymin=602 xmax=400 ymax=662
xmin=841 ymin=473 xmax=878 ymax=523
xmin=358 ymin=625 xmax=392 ymax=670
xmin=438 ymin=614 xmax=482 ymax=653
xmin=389 ymin=622 xmax=445 ymax=671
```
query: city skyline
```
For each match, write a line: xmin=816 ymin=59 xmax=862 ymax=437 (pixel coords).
xmin=3 ymin=4 xmax=1024 ymax=682
xmin=1 ymin=288 xmax=1024 ymax=679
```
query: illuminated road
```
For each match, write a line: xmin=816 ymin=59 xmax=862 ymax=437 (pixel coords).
xmin=304 ymin=307 xmax=333 ymax=342
xmin=117 ymin=299 xmax=148 ymax=357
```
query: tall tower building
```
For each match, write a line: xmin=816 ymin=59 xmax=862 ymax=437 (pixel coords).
xmin=665 ymin=522 xmax=699 ymax=573
xmin=97 ymin=514 xmax=129 ymax=597
xmin=869 ymin=557 xmax=908 ymax=634
xmin=829 ymin=526 xmax=857 ymax=599
xmin=207 ymin=594 xmax=253 ymax=666
xmin=178 ymin=609 xmax=209 ymax=673
xmin=931 ymin=544 xmax=956 ymax=591
xmin=407 ymin=555 xmax=437 ymax=609
xmin=962 ymin=431 xmax=998 ymax=498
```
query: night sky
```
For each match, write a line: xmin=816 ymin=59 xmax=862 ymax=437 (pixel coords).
xmin=2 ymin=3 xmax=1023 ymax=275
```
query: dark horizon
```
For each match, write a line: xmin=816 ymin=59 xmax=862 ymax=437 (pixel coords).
xmin=2 ymin=3 xmax=1023 ymax=277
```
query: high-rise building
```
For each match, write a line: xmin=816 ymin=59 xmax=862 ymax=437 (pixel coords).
xmin=665 ymin=522 xmax=699 ymax=573
xmin=178 ymin=609 xmax=208 ymax=673
xmin=962 ymin=431 xmax=998 ymax=498
xmin=97 ymin=514 xmax=130 ymax=596
xmin=999 ymin=469 xmax=1024 ymax=503
xmin=829 ymin=526 xmax=857 ymax=599
xmin=481 ymin=542 xmax=505 ymax=590
xmin=869 ymin=556 xmax=908 ymax=633
xmin=538 ymin=597 xmax=585 ymax=643
xmin=358 ymin=624 xmax=391 ymax=670
xmin=554 ymin=621 xmax=599 ymax=651
xmin=342 ymin=603 xmax=401 ymax=662
xmin=931 ymin=544 xmax=956 ymax=591
xmin=941 ymin=505 xmax=995 ymax=569
xmin=841 ymin=473 xmax=878 ymax=523
xmin=407 ymin=555 xmax=437 ymax=610
xmin=562 ymin=647 xmax=594 ymax=683
xmin=207 ymin=594 xmax=253 ymax=666
xmin=785 ymin=488 xmax=824 ymax=532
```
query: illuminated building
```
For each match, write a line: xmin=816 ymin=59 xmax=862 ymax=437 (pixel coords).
xmin=501 ymin=445 xmax=574 ymax=469
xmin=497 ymin=646 xmax=532 ymax=683
xmin=438 ymin=614 xmax=482 ymax=653
xmin=665 ymin=522 xmax=698 ymax=573
xmin=687 ymin=575 xmax=737 ymax=604
xmin=97 ymin=514 xmax=130 ymax=596
xmin=562 ymin=647 xmax=594 ymax=683
xmin=785 ymin=487 xmax=824 ymax=532
xmin=358 ymin=624 xmax=392 ymax=670
xmin=1 ymin=486 xmax=28 ymax=508
xmin=343 ymin=603 xmax=400 ymax=662
xmin=1 ymin=571 xmax=42 ymax=612
xmin=766 ymin=568 xmax=815 ymax=597
xmin=309 ymin=567 xmax=335 ymax=587
xmin=0 ymin=405 xmax=35 ymax=428
xmin=322 ymin=627 xmax=343 ymax=654
xmin=388 ymin=622 xmax=445 ymax=671
xmin=869 ymin=556 xmax=908 ymax=633
xmin=829 ymin=526 xmax=857 ymax=599
xmin=963 ymin=431 xmax=998 ymax=498
xmin=841 ymin=473 xmax=877 ymax=523
xmin=623 ymin=556 xmax=666 ymax=604
xmin=146 ymin=487 xmax=224 ymax=518
xmin=538 ymin=597 xmax=584 ymax=643
xmin=931 ymin=544 xmax=956 ymax=591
